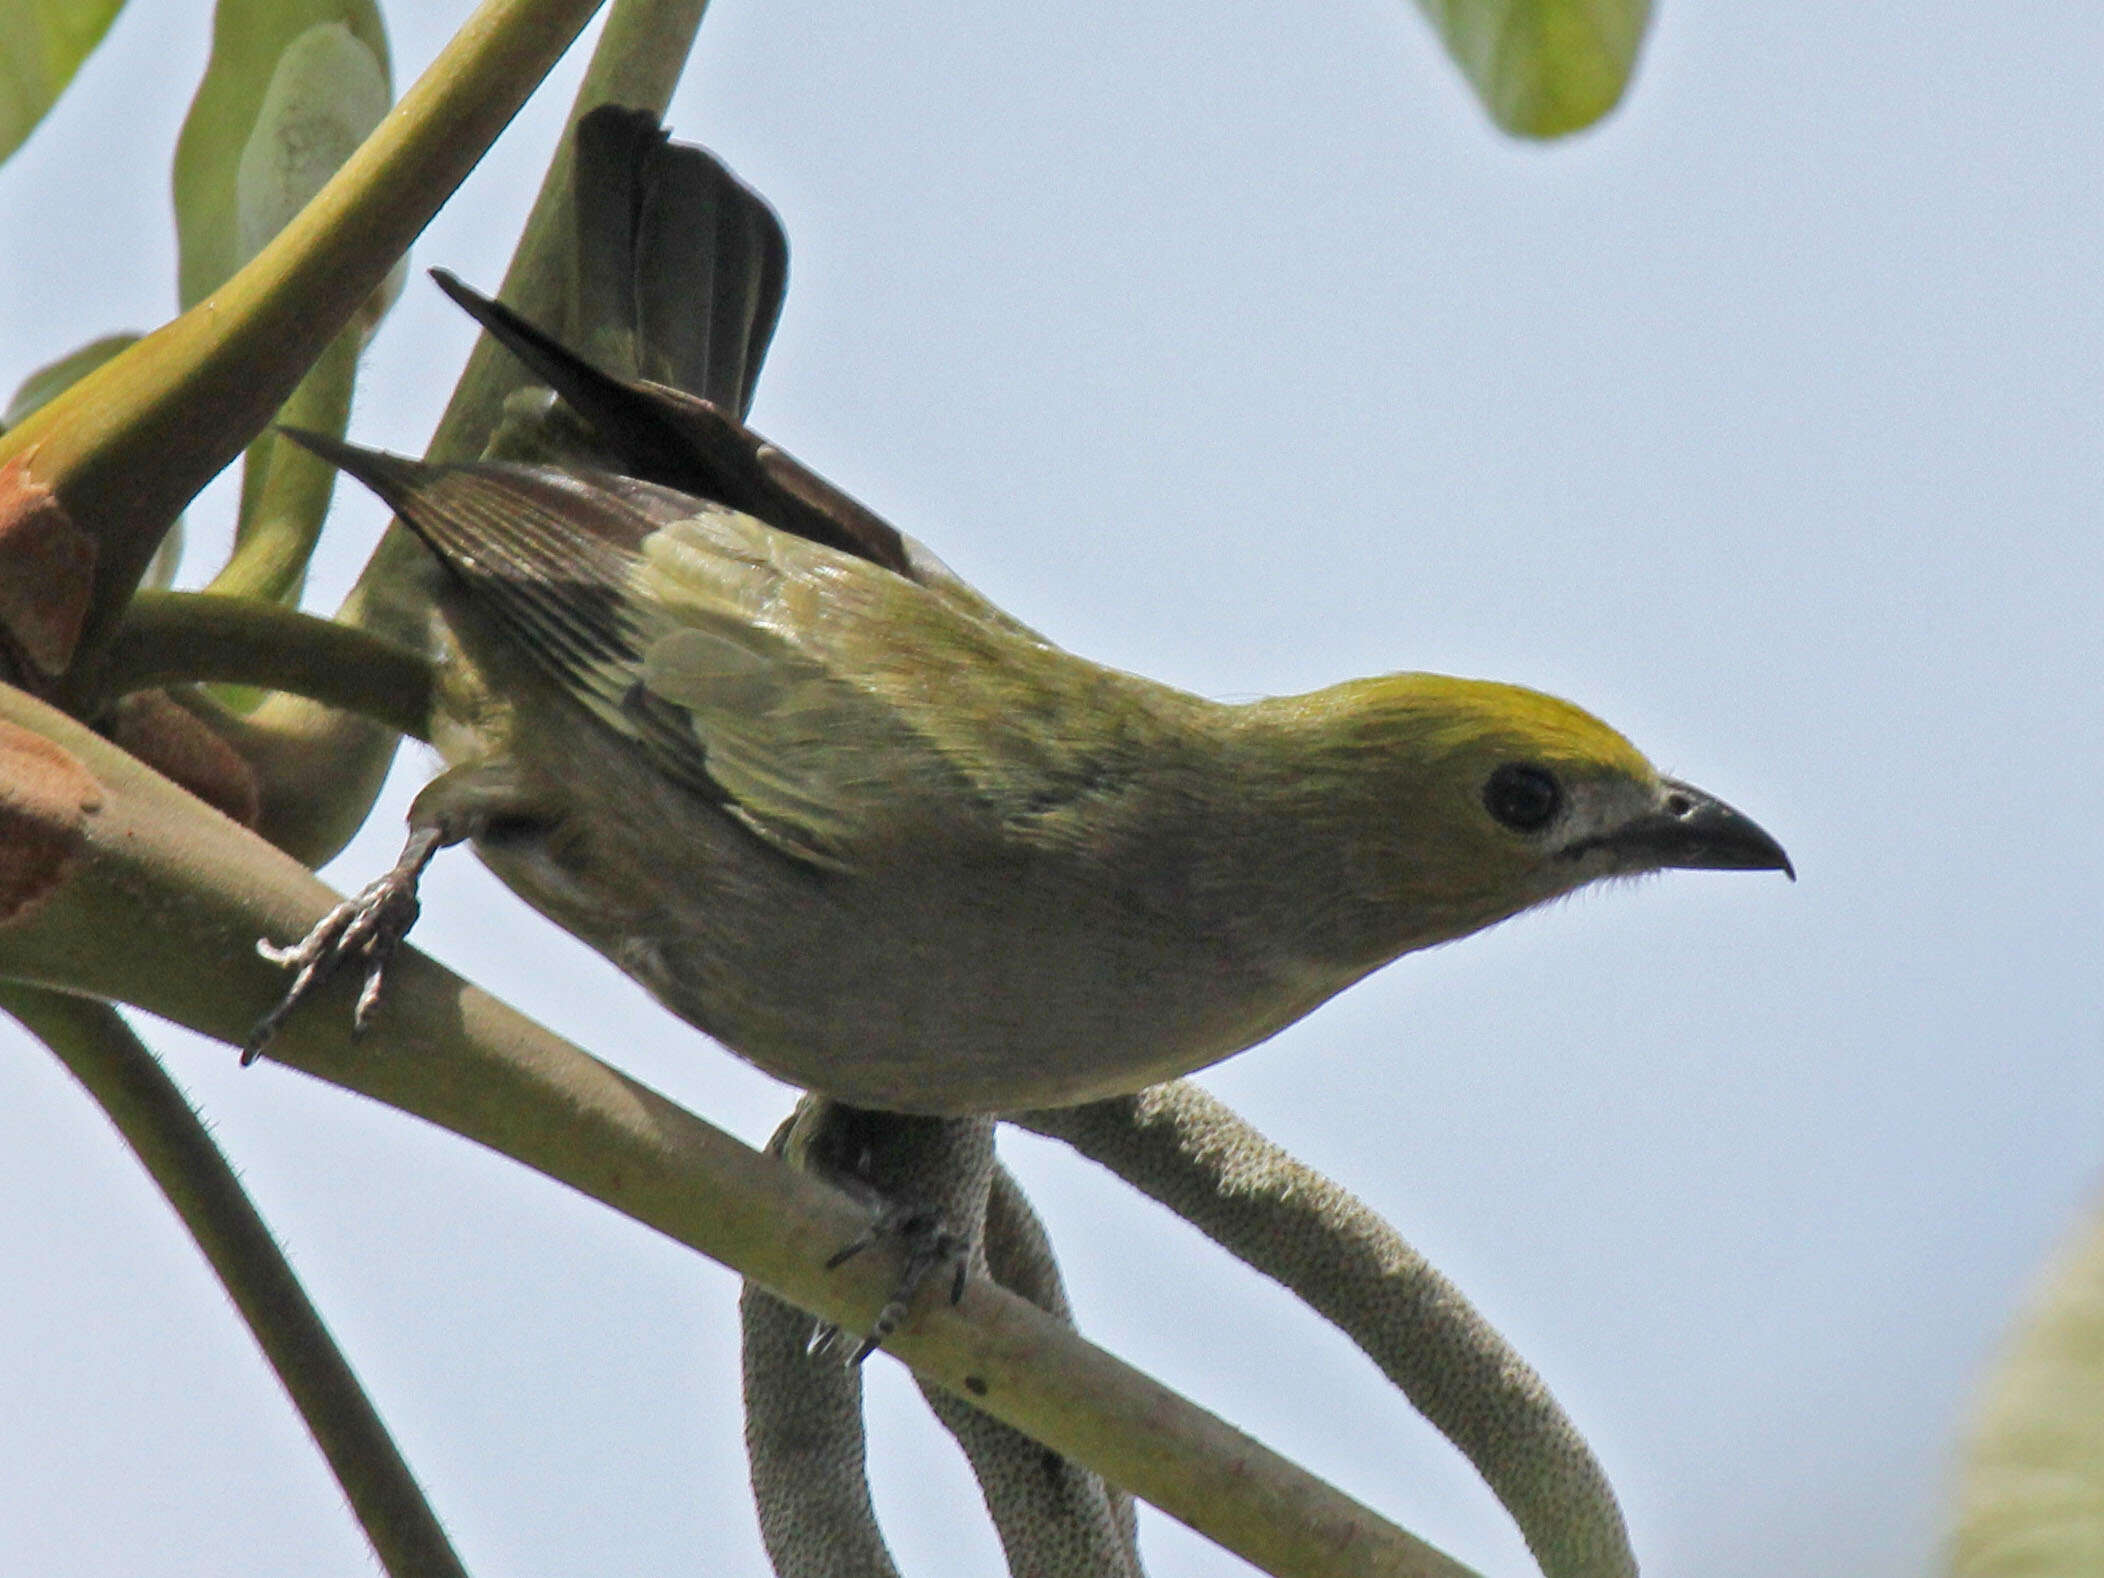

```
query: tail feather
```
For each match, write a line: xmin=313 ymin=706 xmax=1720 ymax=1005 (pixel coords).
xmin=416 ymin=108 xmax=916 ymax=581
xmin=280 ymin=428 xmax=729 ymax=798
xmin=571 ymin=105 xmax=787 ymax=419
xmin=431 ymin=269 xmax=913 ymax=579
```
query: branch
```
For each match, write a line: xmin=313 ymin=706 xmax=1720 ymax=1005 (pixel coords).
xmin=211 ymin=334 xmax=364 ymax=605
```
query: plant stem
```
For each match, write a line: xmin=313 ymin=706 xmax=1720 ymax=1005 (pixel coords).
xmin=2 ymin=0 xmax=612 ymax=671
xmin=2 ymin=986 xmax=468 ymax=1578
xmin=214 ymin=333 xmax=364 ymax=605
xmin=99 ymin=591 xmax=434 ymax=741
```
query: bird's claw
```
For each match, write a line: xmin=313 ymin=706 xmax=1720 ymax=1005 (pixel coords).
xmin=809 ymin=1201 xmax=969 ymax=1366
xmin=244 ymin=825 xmax=444 ymax=1064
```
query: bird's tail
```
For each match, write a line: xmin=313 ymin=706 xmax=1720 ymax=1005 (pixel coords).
xmin=567 ymin=104 xmax=788 ymax=419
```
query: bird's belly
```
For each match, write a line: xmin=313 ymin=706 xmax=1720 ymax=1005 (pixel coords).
xmin=473 ymin=795 xmax=1329 ymax=1114
xmin=647 ymin=906 xmax=1313 ymax=1114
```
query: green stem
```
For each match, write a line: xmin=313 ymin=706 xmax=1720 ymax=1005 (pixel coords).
xmin=100 ymin=592 xmax=433 ymax=741
xmin=215 ymin=332 xmax=364 ymax=605
xmin=3 ymin=0 xmax=612 ymax=672
xmin=2 ymin=986 xmax=468 ymax=1578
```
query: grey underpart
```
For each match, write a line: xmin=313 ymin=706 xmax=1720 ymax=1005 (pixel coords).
xmin=1018 ymin=1082 xmax=1637 ymax=1578
xmin=742 ymin=1099 xmax=1144 ymax=1578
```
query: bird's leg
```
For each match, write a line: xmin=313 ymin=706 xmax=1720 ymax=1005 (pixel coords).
xmin=244 ymin=763 xmax=548 ymax=1063
xmin=244 ymin=822 xmax=448 ymax=1063
xmin=811 ymin=1198 xmax=970 ymax=1365
xmin=781 ymin=1100 xmax=989 ymax=1366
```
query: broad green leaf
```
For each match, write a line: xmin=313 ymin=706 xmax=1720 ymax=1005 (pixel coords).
xmin=0 ymin=0 xmax=126 ymax=164
xmin=1420 ymin=0 xmax=1651 ymax=138
xmin=3 ymin=332 xmax=139 ymax=430
xmin=173 ymin=0 xmax=389 ymax=309
xmin=1949 ymin=1195 xmax=2104 ymax=1577
xmin=233 ymin=23 xmax=390 ymax=267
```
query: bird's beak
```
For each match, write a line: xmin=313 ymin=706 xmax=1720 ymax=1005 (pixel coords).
xmin=1599 ymin=778 xmax=1795 ymax=880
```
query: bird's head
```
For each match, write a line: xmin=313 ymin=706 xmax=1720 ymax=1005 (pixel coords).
xmin=1242 ymin=674 xmax=1791 ymax=966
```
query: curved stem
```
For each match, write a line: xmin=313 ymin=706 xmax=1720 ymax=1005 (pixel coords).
xmin=2 ymin=986 xmax=467 ymax=1578
xmin=213 ymin=333 xmax=363 ymax=605
xmin=1022 ymin=1088 xmax=1637 ymax=1578
xmin=101 ymin=592 xmax=433 ymax=741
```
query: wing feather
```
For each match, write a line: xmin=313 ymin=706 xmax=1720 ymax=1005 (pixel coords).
xmin=293 ymin=435 xmax=1162 ymax=873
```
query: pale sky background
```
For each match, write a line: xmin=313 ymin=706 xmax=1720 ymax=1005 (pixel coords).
xmin=2 ymin=3 xmax=2099 ymax=1576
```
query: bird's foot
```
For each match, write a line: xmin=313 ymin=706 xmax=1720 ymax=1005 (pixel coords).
xmin=809 ymin=1200 xmax=970 ymax=1366
xmin=244 ymin=824 xmax=448 ymax=1064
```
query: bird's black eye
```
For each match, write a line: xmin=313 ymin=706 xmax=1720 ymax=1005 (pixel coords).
xmin=1483 ymin=764 xmax=1563 ymax=832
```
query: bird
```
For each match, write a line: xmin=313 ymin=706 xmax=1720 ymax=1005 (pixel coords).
xmin=252 ymin=106 xmax=1791 ymax=1115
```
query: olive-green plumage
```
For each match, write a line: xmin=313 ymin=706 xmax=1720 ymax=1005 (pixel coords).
xmin=272 ymin=108 xmax=1789 ymax=1112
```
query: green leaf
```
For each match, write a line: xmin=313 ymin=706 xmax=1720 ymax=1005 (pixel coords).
xmin=1419 ymin=0 xmax=1651 ymax=138
xmin=233 ymin=23 xmax=392 ymax=269
xmin=1950 ymin=1196 xmax=2104 ymax=1577
xmin=173 ymin=0 xmax=390 ymax=309
xmin=3 ymin=332 xmax=140 ymax=430
xmin=0 ymin=0 xmax=126 ymax=163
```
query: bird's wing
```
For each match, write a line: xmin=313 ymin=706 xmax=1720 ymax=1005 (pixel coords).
xmin=629 ymin=505 xmax=1161 ymax=869
xmin=619 ymin=505 xmax=979 ymax=867
xmin=291 ymin=436 xmax=1150 ymax=872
